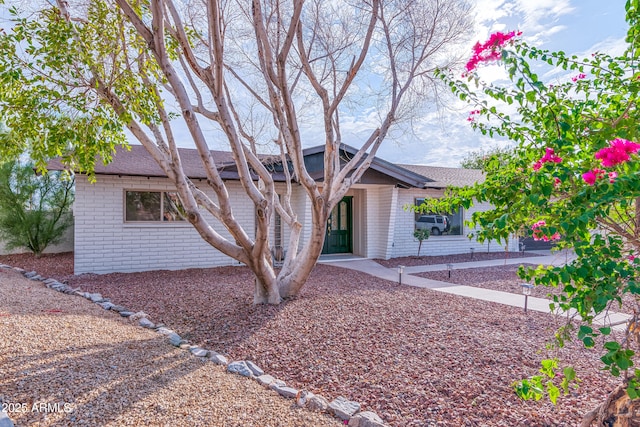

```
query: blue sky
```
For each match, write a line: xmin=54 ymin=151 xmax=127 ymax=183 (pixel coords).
xmin=372 ymin=0 xmax=630 ymax=167
xmin=1 ymin=1 xmax=630 ymax=168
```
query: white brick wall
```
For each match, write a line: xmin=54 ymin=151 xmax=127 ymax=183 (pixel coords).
xmin=364 ymin=186 xmax=397 ymax=259
xmin=74 ymin=175 xmax=254 ymax=274
xmin=389 ymin=189 xmax=518 ymax=259
xmin=73 ymin=175 xmax=518 ymax=273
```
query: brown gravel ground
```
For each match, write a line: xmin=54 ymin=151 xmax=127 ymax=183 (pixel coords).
xmin=0 ymin=252 xmax=623 ymax=426
xmin=374 ymin=251 xmax=540 ymax=268
xmin=0 ymin=268 xmax=343 ymax=427
xmin=416 ymin=264 xmax=559 ymax=299
xmin=416 ymin=262 xmax=638 ymax=315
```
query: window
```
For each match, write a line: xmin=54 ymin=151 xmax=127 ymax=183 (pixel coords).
xmin=125 ymin=191 xmax=186 ymax=222
xmin=414 ymin=198 xmax=463 ymax=236
xmin=274 ymin=209 xmax=282 ymax=247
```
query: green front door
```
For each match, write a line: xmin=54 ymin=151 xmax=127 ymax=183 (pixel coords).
xmin=322 ymin=197 xmax=352 ymax=254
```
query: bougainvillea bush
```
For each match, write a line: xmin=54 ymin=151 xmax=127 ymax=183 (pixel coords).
xmin=431 ymin=1 xmax=640 ymax=423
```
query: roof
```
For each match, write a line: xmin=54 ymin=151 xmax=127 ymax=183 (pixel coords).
xmin=399 ymin=164 xmax=484 ymax=188
xmin=302 ymin=144 xmax=432 ymax=189
xmin=47 ymin=145 xmax=244 ymax=180
xmin=47 ymin=144 xmax=483 ymax=188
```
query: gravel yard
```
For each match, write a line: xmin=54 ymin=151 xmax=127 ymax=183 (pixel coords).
xmin=0 ymin=267 xmax=342 ymax=427
xmin=0 ymin=252 xmax=622 ymax=426
xmin=373 ymin=251 xmax=540 ymax=268
xmin=416 ymin=263 xmax=559 ymax=299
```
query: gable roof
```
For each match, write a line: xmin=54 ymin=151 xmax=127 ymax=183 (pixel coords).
xmin=47 ymin=144 xmax=482 ymax=188
xmin=302 ymin=144 xmax=431 ymax=188
xmin=399 ymin=164 xmax=484 ymax=188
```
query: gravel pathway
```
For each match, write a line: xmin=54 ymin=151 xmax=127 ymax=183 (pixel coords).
xmin=0 ymin=252 xmax=624 ymax=426
xmin=0 ymin=267 xmax=342 ymax=427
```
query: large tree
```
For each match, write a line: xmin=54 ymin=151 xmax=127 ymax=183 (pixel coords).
xmin=0 ymin=0 xmax=472 ymax=303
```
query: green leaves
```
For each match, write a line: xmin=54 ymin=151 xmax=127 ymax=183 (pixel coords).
xmin=0 ymin=2 xmax=169 ymax=176
xmin=513 ymin=360 xmax=579 ymax=405
xmin=601 ymin=341 xmax=635 ymax=377
xmin=439 ymin=1 xmax=640 ymax=407
xmin=0 ymin=160 xmax=74 ymax=256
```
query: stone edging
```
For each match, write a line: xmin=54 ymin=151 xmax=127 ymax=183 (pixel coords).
xmin=0 ymin=264 xmax=389 ymax=427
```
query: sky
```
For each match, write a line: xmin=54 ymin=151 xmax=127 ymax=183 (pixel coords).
xmin=0 ymin=1 xmax=631 ymax=168
xmin=372 ymin=0 xmax=630 ymax=167
xmin=198 ymin=0 xmax=631 ymax=167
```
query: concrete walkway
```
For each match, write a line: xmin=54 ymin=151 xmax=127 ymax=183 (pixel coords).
xmin=325 ymin=252 xmax=631 ymax=331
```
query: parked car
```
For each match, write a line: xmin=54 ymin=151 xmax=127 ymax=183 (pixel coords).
xmin=416 ymin=215 xmax=450 ymax=235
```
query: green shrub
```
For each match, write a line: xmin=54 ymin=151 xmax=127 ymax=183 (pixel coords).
xmin=413 ymin=228 xmax=430 ymax=256
xmin=0 ymin=161 xmax=74 ymax=257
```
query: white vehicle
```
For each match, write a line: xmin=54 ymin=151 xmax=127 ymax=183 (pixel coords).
xmin=415 ymin=215 xmax=450 ymax=235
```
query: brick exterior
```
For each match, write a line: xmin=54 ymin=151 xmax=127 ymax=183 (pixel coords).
xmin=72 ymin=176 xmax=517 ymax=274
xmin=389 ymin=189 xmax=519 ymax=259
xmin=74 ymin=175 xmax=254 ymax=274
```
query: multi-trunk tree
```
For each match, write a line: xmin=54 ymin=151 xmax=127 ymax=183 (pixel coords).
xmin=0 ymin=0 xmax=472 ymax=303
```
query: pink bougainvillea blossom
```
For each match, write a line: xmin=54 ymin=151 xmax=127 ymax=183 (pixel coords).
xmin=539 ymin=232 xmax=561 ymax=242
xmin=464 ymin=31 xmax=521 ymax=75
xmin=467 ymin=110 xmax=481 ymax=122
xmin=531 ymin=220 xmax=560 ymax=241
xmin=533 ymin=148 xmax=562 ymax=170
xmin=608 ymin=171 xmax=618 ymax=183
xmin=553 ymin=177 xmax=562 ymax=187
xmin=595 ymin=138 xmax=640 ymax=167
xmin=571 ymin=73 xmax=586 ymax=82
xmin=531 ymin=220 xmax=546 ymax=229
xmin=582 ymin=168 xmax=605 ymax=185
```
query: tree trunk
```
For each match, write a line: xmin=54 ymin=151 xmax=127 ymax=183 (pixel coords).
xmin=253 ymin=276 xmax=281 ymax=304
xmin=581 ymin=383 xmax=640 ymax=427
xmin=250 ymin=252 xmax=281 ymax=305
xmin=276 ymin=211 xmax=328 ymax=299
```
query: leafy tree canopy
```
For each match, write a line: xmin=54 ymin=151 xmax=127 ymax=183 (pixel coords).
xmin=432 ymin=0 xmax=640 ymax=421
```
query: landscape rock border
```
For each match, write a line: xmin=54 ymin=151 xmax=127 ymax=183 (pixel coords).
xmin=0 ymin=263 xmax=389 ymax=427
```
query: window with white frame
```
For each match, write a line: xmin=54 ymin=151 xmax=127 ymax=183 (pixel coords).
xmin=125 ymin=191 xmax=186 ymax=222
xmin=414 ymin=198 xmax=463 ymax=236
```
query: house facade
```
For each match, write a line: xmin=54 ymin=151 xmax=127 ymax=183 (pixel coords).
xmin=51 ymin=145 xmax=518 ymax=275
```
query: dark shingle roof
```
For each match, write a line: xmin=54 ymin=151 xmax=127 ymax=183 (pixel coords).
xmin=47 ymin=145 xmax=247 ymax=179
xmin=47 ymin=144 xmax=483 ymax=188
xmin=399 ymin=164 xmax=484 ymax=188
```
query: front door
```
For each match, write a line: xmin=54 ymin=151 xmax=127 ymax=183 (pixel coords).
xmin=322 ymin=197 xmax=352 ymax=254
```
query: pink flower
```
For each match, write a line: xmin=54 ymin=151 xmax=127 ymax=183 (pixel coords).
xmin=553 ymin=177 xmax=561 ymax=187
xmin=532 ymin=220 xmax=546 ymax=229
xmin=608 ymin=171 xmax=618 ymax=183
xmin=532 ymin=220 xmax=561 ymax=241
xmin=571 ymin=73 xmax=587 ymax=82
xmin=595 ymin=138 xmax=640 ymax=167
xmin=464 ymin=31 xmax=521 ymax=75
xmin=582 ymin=168 xmax=605 ymax=185
xmin=533 ymin=148 xmax=562 ymax=171
xmin=467 ymin=110 xmax=481 ymax=122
